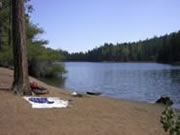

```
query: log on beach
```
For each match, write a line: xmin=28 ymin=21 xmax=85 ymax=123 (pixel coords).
xmin=86 ymin=91 xmax=102 ymax=96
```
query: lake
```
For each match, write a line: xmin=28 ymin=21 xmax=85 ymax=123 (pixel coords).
xmin=50 ymin=62 xmax=180 ymax=109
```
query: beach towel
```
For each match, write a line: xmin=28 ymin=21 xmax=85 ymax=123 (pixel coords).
xmin=24 ymin=97 xmax=68 ymax=109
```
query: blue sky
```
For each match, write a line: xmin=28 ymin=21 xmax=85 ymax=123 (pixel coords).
xmin=30 ymin=0 xmax=180 ymax=53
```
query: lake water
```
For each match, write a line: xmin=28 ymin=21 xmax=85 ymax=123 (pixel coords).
xmin=54 ymin=62 xmax=180 ymax=109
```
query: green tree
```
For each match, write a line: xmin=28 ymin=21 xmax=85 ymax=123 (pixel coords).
xmin=66 ymin=31 xmax=180 ymax=64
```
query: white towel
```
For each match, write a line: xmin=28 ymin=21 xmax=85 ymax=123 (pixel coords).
xmin=24 ymin=97 xmax=68 ymax=109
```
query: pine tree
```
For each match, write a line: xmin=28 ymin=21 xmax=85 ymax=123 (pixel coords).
xmin=11 ymin=0 xmax=31 ymax=95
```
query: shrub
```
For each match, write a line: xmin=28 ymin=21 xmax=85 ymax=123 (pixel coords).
xmin=42 ymin=63 xmax=66 ymax=78
xmin=28 ymin=60 xmax=66 ymax=78
xmin=161 ymin=106 xmax=180 ymax=135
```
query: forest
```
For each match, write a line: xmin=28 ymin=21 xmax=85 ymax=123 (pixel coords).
xmin=65 ymin=31 xmax=180 ymax=64
xmin=0 ymin=0 xmax=66 ymax=78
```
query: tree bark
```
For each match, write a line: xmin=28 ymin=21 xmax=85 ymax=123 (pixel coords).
xmin=12 ymin=0 xmax=31 ymax=95
xmin=0 ymin=0 xmax=2 ymax=8
xmin=0 ymin=0 xmax=2 ymax=50
xmin=0 ymin=21 xmax=2 ymax=50
xmin=8 ymin=0 xmax=12 ymax=46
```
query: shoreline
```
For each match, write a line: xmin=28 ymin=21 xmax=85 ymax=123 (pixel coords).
xmin=0 ymin=67 xmax=168 ymax=135
xmin=40 ymin=76 xmax=180 ymax=111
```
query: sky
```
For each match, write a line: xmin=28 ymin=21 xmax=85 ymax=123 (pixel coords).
xmin=29 ymin=0 xmax=180 ymax=53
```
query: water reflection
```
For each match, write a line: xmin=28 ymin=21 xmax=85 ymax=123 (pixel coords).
xmin=42 ymin=62 xmax=180 ymax=109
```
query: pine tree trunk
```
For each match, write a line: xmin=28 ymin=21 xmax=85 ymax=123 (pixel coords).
xmin=0 ymin=0 xmax=2 ymax=8
xmin=0 ymin=22 xmax=2 ymax=50
xmin=12 ymin=0 xmax=31 ymax=95
xmin=8 ymin=0 xmax=12 ymax=46
xmin=0 ymin=0 xmax=2 ymax=50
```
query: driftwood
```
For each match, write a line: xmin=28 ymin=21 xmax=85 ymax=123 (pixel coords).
xmin=30 ymin=81 xmax=49 ymax=95
xmin=86 ymin=91 xmax=102 ymax=96
xmin=32 ymin=89 xmax=49 ymax=95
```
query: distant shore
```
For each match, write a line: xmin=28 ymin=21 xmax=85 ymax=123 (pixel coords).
xmin=0 ymin=67 xmax=168 ymax=135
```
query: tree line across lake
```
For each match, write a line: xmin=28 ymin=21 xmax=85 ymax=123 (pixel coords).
xmin=64 ymin=31 xmax=180 ymax=64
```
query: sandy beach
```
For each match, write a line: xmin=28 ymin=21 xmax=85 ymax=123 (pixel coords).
xmin=0 ymin=67 xmax=168 ymax=135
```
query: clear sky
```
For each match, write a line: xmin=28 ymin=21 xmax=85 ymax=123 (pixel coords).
xmin=30 ymin=0 xmax=180 ymax=53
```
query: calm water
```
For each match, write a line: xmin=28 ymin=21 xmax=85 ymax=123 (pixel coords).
xmin=55 ymin=62 xmax=180 ymax=109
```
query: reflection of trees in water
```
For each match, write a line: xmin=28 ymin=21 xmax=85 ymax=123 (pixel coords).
xmin=39 ymin=76 xmax=66 ymax=88
xmin=168 ymin=69 xmax=180 ymax=104
xmin=170 ymin=70 xmax=180 ymax=83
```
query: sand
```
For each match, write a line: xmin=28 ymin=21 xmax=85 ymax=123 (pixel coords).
xmin=0 ymin=67 xmax=168 ymax=135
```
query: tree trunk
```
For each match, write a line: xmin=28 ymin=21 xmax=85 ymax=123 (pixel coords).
xmin=0 ymin=0 xmax=2 ymax=50
xmin=0 ymin=0 xmax=2 ymax=8
xmin=8 ymin=0 xmax=12 ymax=46
xmin=12 ymin=0 xmax=31 ymax=95
xmin=0 ymin=21 xmax=2 ymax=50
